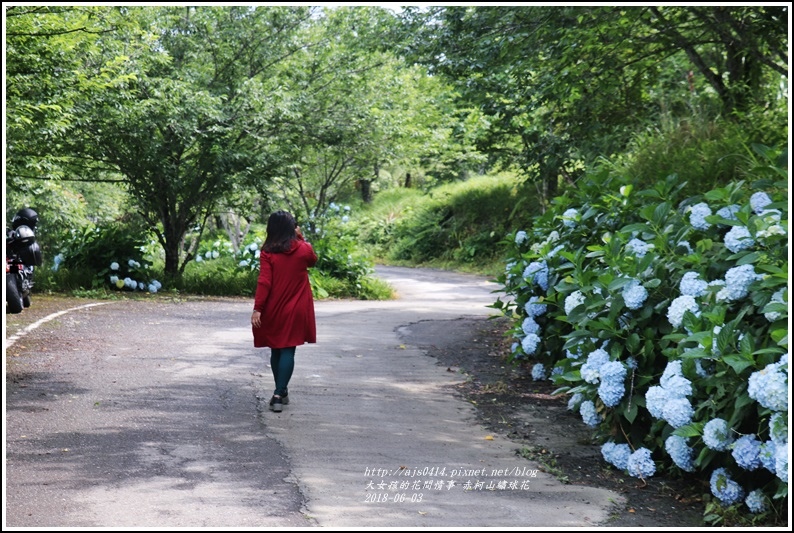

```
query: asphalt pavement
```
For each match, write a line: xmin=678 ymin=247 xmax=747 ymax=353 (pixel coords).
xmin=4 ymin=265 xmax=624 ymax=529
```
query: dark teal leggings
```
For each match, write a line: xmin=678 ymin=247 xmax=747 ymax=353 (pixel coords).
xmin=270 ymin=347 xmax=295 ymax=397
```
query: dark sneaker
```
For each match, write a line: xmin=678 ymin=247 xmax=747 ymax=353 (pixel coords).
xmin=282 ymin=393 xmax=289 ymax=405
xmin=269 ymin=395 xmax=283 ymax=412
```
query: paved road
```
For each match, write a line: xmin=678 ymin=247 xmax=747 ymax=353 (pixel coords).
xmin=5 ymin=266 xmax=623 ymax=528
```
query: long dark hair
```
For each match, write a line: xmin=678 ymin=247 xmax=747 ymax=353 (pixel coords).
xmin=263 ymin=210 xmax=297 ymax=253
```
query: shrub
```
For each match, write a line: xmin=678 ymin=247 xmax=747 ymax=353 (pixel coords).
xmin=492 ymin=144 xmax=788 ymax=524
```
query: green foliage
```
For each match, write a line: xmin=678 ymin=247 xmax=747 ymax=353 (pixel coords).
xmin=357 ymin=173 xmax=537 ymax=267
xmin=492 ymin=143 xmax=788 ymax=523
xmin=51 ymin=221 xmax=162 ymax=292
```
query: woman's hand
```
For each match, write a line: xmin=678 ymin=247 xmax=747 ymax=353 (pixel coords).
xmin=295 ymin=226 xmax=304 ymax=239
xmin=251 ymin=310 xmax=262 ymax=328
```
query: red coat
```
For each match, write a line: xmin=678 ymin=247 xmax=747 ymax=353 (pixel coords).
xmin=252 ymin=236 xmax=317 ymax=348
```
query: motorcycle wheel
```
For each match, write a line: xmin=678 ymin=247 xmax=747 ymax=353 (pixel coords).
xmin=6 ymin=272 xmax=24 ymax=314
xmin=23 ymin=294 xmax=32 ymax=308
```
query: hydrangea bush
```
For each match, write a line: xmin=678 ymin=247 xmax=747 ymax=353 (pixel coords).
xmin=491 ymin=146 xmax=788 ymax=522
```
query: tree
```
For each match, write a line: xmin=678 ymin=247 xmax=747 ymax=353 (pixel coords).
xmin=49 ymin=6 xmax=316 ymax=279
xmin=396 ymin=5 xmax=788 ymax=206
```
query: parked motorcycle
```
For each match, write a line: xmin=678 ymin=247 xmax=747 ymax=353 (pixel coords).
xmin=6 ymin=208 xmax=42 ymax=314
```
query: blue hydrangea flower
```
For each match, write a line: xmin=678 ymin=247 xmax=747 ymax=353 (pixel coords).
xmin=515 ymin=230 xmax=528 ymax=245
xmin=724 ymin=225 xmax=754 ymax=253
xmin=716 ymin=204 xmax=741 ymax=222
xmin=521 ymin=333 xmax=541 ymax=355
xmin=769 ymin=412 xmax=787 ymax=446
xmin=601 ymin=442 xmax=632 ymax=470
xmin=565 ymin=348 xmax=581 ymax=360
xmin=511 ymin=342 xmax=519 ymax=354
xmin=531 ymin=363 xmax=547 ymax=381
xmin=580 ymin=400 xmax=600 ymax=427
xmin=580 ymin=348 xmax=610 ymax=384
xmin=665 ymin=435 xmax=695 ymax=472
xmin=759 ymin=440 xmax=777 ymax=473
xmin=622 ymin=279 xmax=648 ymax=310
xmin=703 ymin=418 xmax=734 ymax=451
xmin=645 ymin=386 xmax=668 ymax=419
xmin=676 ymin=240 xmax=694 ymax=254
xmin=627 ymin=448 xmax=656 ymax=479
xmin=662 ymin=397 xmax=694 ymax=428
xmin=660 ymin=361 xmax=692 ymax=398
xmin=695 ymin=358 xmax=713 ymax=378
xmin=764 ymin=288 xmax=786 ymax=322
xmin=523 ymin=260 xmax=549 ymax=291
xmin=110 ymin=261 xmax=120 ymax=271
xmin=564 ymin=290 xmax=586 ymax=316
xmin=750 ymin=192 xmax=772 ymax=214
xmin=567 ymin=392 xmax=583 ymax=412
xmin=562 ymin=208 xmax=579 ymax=228
xmin=689 ymin=202 xmax=712 ymax=230
xmin=626 ymin=238 xmax=653 ymax=258
xmin=745 ymin=489 xmax=767 ymax=514
xmin=667 ymin=295 xmax=700 ymax=329
xmin=597 ymin=361 xmax=627 ymax=407
xmin=522 ymin=316 xmax=541 ymax=336
xmin=679 ymin=272 xmax=708 ymax=297
xmin=719 ymin=264 xmax=762 ymax=301
xmin=732 ymin=435 xmax=762 ymax=470
xmin=747 ymin=359 xmax=788 ymax=411
xmin=775 ymin=443 xmax=788 ymax=483
xmin=524 ymin=296 xmax=547 ymax=317
xmin=710 ymin=467 xmax=745 ymax=506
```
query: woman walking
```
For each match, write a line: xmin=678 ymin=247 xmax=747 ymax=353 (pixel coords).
xmin=251 ymin=210 xmax=318 ymax=412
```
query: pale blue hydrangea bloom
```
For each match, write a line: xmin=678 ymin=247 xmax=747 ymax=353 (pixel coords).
xmin=764 ymin=288 xmax=786 ymax=322
xmin=759 ymin=440 xmax=777 ymax=473
xmin=147 ymin=283 xmax=158 ymax=293
xmin=745 ymin=489 xmax=767 ymax=514
xmin=769 ymin=412 xmax=787 ymax=446
xmin=511 ymin=342 xmax=519 ymax=354
xmin=521 ymin=333 xmax=541 ymax=355
xmin=660 ymin=361 xmax=693 ymax=398
xmin=247 ymin=242 xmax=259 ymax=252
xmin=695 ymin=358 xmax=714 ymax=378
xmin=731 ymin=435 xmax=762 ymax=470
xmin=124 ymin=277 xmax=136 ymax=289
xmin=711 ymin=325 xmax=723 ymax=356
xmin=580 ymin=348 xmax=610 ymax=384
xmin=565 ymin=348 xmax=582 ymax=359
xmin=531 ymin=363 xmax=547 ymax=381
xmin=665 ymin=435 xmax=695 ymax=472
xmin=239 ymin=259 xmax=250 ymax=267
xmin=580 ymin=400 xmax=599 ymax=427
xmin=524 ymin=296 xmax=547 ymax=317
xmin=523 ymin=260 xmax=549 ymax=291
xmin=679 ymin=272 xmax=708 ymax=297
xmin=564 ymin=290 xmax=586 ymax=316
xmin=626 ymin=238 xmax=653 ymax=258
xmin=597 ymin=361 xmax=627 ymax=407
xmin=562 ymin=208 xmax=579 ymax=228
xmin=551 ymin=366 xmax=563 ymax=378
xmin=716 ymin=204 xmax=741 ymax=222
xmin=601 ymin=442 xmax=631 ymax=470
xmin=341 ymin=215 xmax=349 ymax=223
xmin=110 ymin=261 xmax=120 ymax=271
xmin=775 ymin=444 xmax=788 ymax=483
xmin=750 ymin=192 xmax=772 ymax=214
xmin=747 ymin=359 xmax=788 ymax=411
xmin=676 ymin=240 xmax=694 ymax=254
xmin=522 ymin=316 xmax=541 ymax=336
xmin=667 ymin=295 xmax=700 ymax=329
xmin=547 ymin=243 xmax=565 ymax=258
xmin=627 ymin=448 xmax=656 ymax=479
xmin=128 ymin=258 xmax=140 ymax=268
xmin=567 ymin=392 xmax=583 ymax=411
xmin=625 ymin=357 xmax=637 ymax=370
xmin=515 ymin=230 xmax=528 ymax=245
xmin=724 ymin=225 xmax=754 ymax=253
xmin=137 ymin=281 xmax=145 ymax=291
xmin=703 ymin=418 xmax=734 ymax=451
xmin=689 ymin=202 xmax=712 ymax=230
xmin=645 ymin=386 xmax=668 ymax=419
xmin=109 ymin=275 xmax=119 ymax=285
xmin=195 ymin=255 xmax=203 ymax=262
xmin=710 ymin=467 xmax=745 ymax=506
xmin=662 ymin=397 xmax=694 ymax=428
xmin=721 ymin=264 xmax=762 ymax=301
xmin=622 ymin=279 xmax=648 ymax=310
